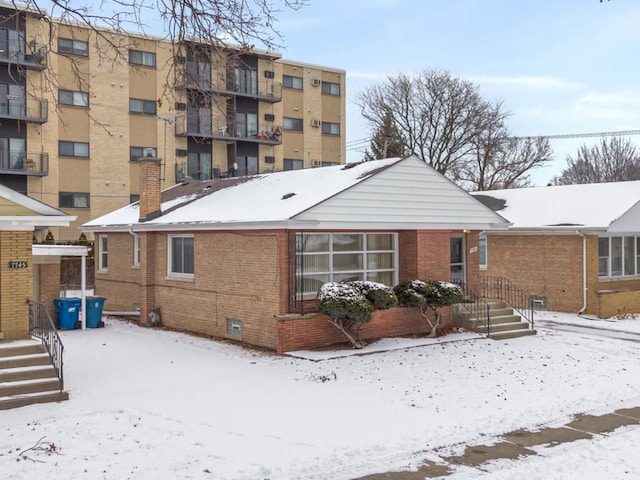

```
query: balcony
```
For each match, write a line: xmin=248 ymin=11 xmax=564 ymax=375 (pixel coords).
xmin=0 ymin=42 xmax=48 ymax=71
xmin=177 ymin=74 xmax=282 ymax=103
xmin=0 ymin=97 xmax=48 ymax=123
xmin=0 ymin=152 xmax=48 ymax=176
xmin=175 ymin=114 xmax=282 ymax=145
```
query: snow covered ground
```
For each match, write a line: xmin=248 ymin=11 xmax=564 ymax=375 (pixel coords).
xmin=2 ymin=310 xmax=640 ymax=479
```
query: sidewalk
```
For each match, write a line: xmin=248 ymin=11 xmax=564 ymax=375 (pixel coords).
xmin=356 ymin=406 xmax=640 ymax=479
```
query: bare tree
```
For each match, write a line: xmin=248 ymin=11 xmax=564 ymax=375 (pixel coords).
xmin=356 ymin=69 xmax=550 ymax=189
xmin=552 ymin=136 xmax=640 ymax=185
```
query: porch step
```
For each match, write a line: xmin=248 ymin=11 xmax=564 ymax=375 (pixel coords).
xmin=0 ymin=340 xmax=68 ymax=411
xmin=478 ymin=321 xmax=530 ymax=334
xmin=489 ymin=329 xmax=538 ymax=340
xmin=0 ymin=391 xmax=69 ymax=410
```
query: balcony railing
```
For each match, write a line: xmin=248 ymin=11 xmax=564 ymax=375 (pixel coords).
xmin=0 ymin=42 xmax=48 ymax=70
xmin=0 ymin=97 xmax=48 ymax=123
xmin=178 ymin=74 xmax=282 ymax=103
xmin=0 ymin=152 xmax=48 ymax=176
xmin=175 ymin=114 xmax=282 ymax=144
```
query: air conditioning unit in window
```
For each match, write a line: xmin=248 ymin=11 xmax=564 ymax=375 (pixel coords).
xmin=311 ymin=119 xmax=321 ymax=128
xmin=264 ymin=70 xmax=275 ymax=79
xmin=312 ymin=160 xmax=322 ymax=167
xmin=175 ymin=102 xmax=187 ymax=111
xmin=311 ymin=78 xmax=321 ymax=87
xmin=264 ymin=155 xmax=275 ymax=164
xmin=175 ymin=149 xmax=187 ymax=157
xmin=264 ymin=113 xmax=275 ymax=121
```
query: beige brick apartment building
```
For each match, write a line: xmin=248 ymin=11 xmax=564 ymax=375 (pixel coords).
xmin=0 ymin=3 xmax=346 ymax=241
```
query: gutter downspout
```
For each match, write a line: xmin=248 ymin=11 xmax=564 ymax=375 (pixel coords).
xmin=576 ymin=230 xmax=587 ymax=314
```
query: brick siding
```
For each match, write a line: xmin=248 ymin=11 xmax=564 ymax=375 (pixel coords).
xmin=0 ymin=231 xmax=33 ymax=340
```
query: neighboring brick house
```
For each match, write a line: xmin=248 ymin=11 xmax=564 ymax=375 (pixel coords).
xmin=82 ymin=155 xmax=508 ymax=353
xmin=472 ymin=181 xmax=640 ymax=318
xmin=0 ymin=185 xmax=75 ymax=341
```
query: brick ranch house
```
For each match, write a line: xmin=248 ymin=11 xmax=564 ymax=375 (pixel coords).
xmin=472 ymin=181 xmax=640 ymax=318
xmin=0 ymin=185 xmax=75 ymax=341
xmin=82 ymin=155 xmax=508 ymax=353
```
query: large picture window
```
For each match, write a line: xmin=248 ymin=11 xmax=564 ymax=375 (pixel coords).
xmin=599 ymin=235 xmax=639 ymax=278
xmin=168 ymin=235 xmax=194 ymax=276
xmin=296 ymin=233 xmax=397 ymax=295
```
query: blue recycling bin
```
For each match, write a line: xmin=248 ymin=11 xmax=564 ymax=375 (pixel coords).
xmin=53 ymin=298 xmax=82 ymax=330
xmin=85 ymin=296 xmax=107 ymax=328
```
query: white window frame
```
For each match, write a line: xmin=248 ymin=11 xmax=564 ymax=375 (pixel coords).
xmin=598 ymin=235 xmax=640 ymax=279
xmin=295 ymin=232 xmax=398 ymax=298
xmin=98 ymin=235 xmax=108 ymax=272
xmin=167 ymin=234 xmax=194 ymax=278
xmin=479 ymin=235 xmax=487 ymax=269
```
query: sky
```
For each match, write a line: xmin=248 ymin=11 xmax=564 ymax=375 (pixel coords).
xmin=272 ymin=0 xmax=640 ymax=185
xmin=2 ymin=311 xmax=640 ymax=479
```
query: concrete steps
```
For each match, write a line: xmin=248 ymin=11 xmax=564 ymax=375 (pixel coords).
xmin=454 ymin=300 xmax=536 ymax=340
xmin=0 ymin=341 xmax=69 ymax=410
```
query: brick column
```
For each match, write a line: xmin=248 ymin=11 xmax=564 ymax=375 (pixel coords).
xmin=138 ymin=232 xmax=156 ymax=325
xmin=0 ymin=231 xmax=34 ymax=340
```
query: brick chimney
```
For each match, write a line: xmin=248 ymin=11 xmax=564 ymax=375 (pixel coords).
xmin=139 ymin=155 xmax=162 ymax=222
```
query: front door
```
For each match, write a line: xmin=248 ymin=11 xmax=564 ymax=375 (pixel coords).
xmin=450 ymin=236 xmax=465 ymax=286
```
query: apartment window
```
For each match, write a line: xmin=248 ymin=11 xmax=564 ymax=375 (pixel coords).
xmin=129 ymin=98 xmax=157 ymax=115
xmin=59 ymin=192 xmax=89 ymax=209
xmin=235 ymin=112 xmax=258 ymax=137
xmin=235 ymin=156 xmax=258 ymax=176
xmin=479 ymin=235 xmax=487 ymax=269
xmin=321 ymin=122 xmax=340 ymax=135
xmin=130 ymin=146 xmax=157 ymax=162
xmin=58 ymin=38 xmax=88 ymax=56
xmin=168 ymin=235 xmax=194 ymax=276
xmin=98 ymin=235 xmax=108 ymax=271
xmin=187 ymin=152 xmax=212 ymax=180
xmin=284 ymin=159 xmax=303 ymax=171
xmin=59 ymin=141 xmax=89 ymax=158
xmin=296 ymin=233 xmax=397 ymax=296
xmin=599 ymin=235 xmax=639 ymax=278
xmin=133 ymin=235 xmax=140 ymax=267
xmin=129 ymin=50 xmax=156 ymax=67
xmin=0 ymin=84 xmax=25 ymax=116
xmin=321 ymin=81 xmax=340 ymax=96
xmin=0 ymin=137 xmax=26 ymax=170
xmin=130 ymin=194 xmax=140 ymax=203
xmin=59 ymin=90 xmax=89 ymax=107
xmin=234 ymin=68 xmax=257 ymax=95
xmin=283 ymin=117 xmax=303 ymax=131
xmin=283 ymin=75 xmax=303 ymax=90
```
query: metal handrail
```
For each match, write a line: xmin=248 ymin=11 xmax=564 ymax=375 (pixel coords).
xmin=455 ymin=282 xmax=492 ymax=337
xmin=28 ymin=301 xmax=64 ymax=391
xmin=480 ymin=276 xmax=534 ymax=329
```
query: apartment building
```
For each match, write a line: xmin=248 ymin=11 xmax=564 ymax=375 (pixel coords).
xmin=0 ymin=4 xmax=346 ymax=241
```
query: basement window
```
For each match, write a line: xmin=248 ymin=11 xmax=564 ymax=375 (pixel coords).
xmin=227 ymin=318 xmax=243 ymax=337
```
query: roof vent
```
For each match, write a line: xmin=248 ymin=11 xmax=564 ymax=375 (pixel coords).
xmin=281 ymin=192 xmax=296 ymax=200
xmin=341 ymin=162 xmax=358 ymax=170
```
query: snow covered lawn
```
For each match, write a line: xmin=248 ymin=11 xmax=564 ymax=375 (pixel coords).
xmin=2 ymin=311 xmax=640 ymax=479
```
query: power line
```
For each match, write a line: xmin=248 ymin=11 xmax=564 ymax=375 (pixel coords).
xmin=345 ymin=128 xmax=640 ymax=152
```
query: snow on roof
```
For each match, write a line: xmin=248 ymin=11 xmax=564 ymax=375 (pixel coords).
xmin=0 ymin=183 xmax=70 ymax=217
xmin=84 ymin=157 xmax=404 ymax=230
xmin=472 ymin=180 xmax=640 ymax=230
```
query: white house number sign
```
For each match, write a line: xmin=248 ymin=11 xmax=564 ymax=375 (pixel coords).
xmin=8 ymin=261 xmax=28 ymax=269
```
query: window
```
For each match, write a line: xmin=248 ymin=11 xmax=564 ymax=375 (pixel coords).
xmin=129 ymin=98 xmax=157 ymax=115
xmin=283 ymin=117 xmax=303 ymax=131
xmin=321 ymin=81 xmax=340 ymax=96
xmin=59 ymin=141 xmax=89 ymax=158
xmin=168 ymin=235 xmax=194 ymax=276
xmin=130 ymin=194 xmax=140 ymax=203
xmin=321 ymin=122 xmax=340 ymax=135
xmin=284 ymin=159 xmax=303 ymax=171
xmin=59 ymin=192 xmax=89 ymax=209
xmin=450 ymin=236 xmax=465 ymax=285
xmin=0 ymin=137 xmax=26 ymax=170
xmin=129 ymin=50 xmax=156 ymax=67
xmin=235 ymin=68 xmax=257 ymax=95
xmin=59 ymin=38 xmax=88 ymax=56
xmin=283 ymin=75 xmax=303 ymax=90
xmin=133 ymin=235 xmax=140 ymax=267
xmin=0 ymin=84 xmax=25 ymax=116
xmin=59 ymin=89 xmax=89 ymax=107
xmin=130 ymin=146 xmax=157 ymax=162
xmin=235 ymin=112 xmax=258 ymax=137
xmin=227 ymin=318 xmax=243 ymax=337
xmin=599 ymin=235 xmax=640 ymax=278
xmin=479 ymin=235 xmax=487 ymax=269
xmin=235 ymin=156 xmax=258 ymax=176
xmin=98 ymin=235 xmax=108 ymax=271
xmin=296 ymin=233 xmax=397 ymax=296
xmin=187 ymin=152 xmax=212 ymax=180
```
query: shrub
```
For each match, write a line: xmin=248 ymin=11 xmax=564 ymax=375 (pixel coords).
xmin=393 ymin=280 xmax=427 ymax=308
xmin=350 ymin=280 xmax=398 ymax=310
xmin=316 ymin=282 xmax=373 ymax=324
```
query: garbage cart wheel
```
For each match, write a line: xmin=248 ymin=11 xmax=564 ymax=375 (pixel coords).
xmin=97 ymin=320 xmax=105 ymax=328
xmin=74 ymin=320 xmax=81 ymax=329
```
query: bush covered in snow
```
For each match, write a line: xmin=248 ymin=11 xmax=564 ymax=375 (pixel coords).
xmin=349 ymin=281 xmax=398 ymax=310
xmin=316 ymin=282 xmax=374 ymax=324
xmin=394 ymin=280 xmax=464 ymax=337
